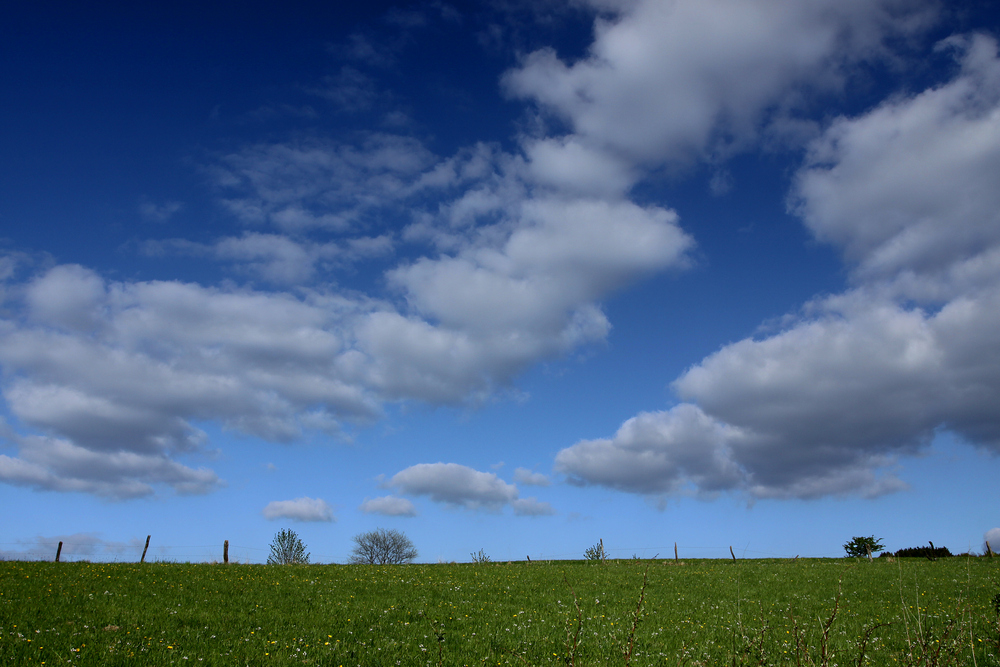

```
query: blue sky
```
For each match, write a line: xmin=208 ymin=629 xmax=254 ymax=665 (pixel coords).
xmin=2 ymin=0 xmax=1000 ymax=563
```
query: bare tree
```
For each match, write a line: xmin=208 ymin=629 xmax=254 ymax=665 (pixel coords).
xmin=349 ymin=528 xmax=417 ymax=565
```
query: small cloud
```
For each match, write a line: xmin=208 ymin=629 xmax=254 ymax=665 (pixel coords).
xmin=490 ymin=461 xmax=505 ymax=471
xmin=709 ymin=169 xmax=732 ymax=196
xmin=264 ymin=463 xmax=277 ymax=472
xmin=262 ymin=497 xmax=334 ymax=522
xmin=512 ymin=497 xmax=556 ymax=516
xmin=513 ymin=467 xmax=550 ymax=486
xmin=139 ymin=198 xmax=183 ymax=222
xmin=359 ymin=495 xmax=417 ymax=517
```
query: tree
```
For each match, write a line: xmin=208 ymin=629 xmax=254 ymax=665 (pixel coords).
xmin=843 ymin=535 xmax=884 ymax=558
xmin=349 ymin=528 xmax=417 ymax=565
xmin=267 ymin=528 xmax=310 ymax=565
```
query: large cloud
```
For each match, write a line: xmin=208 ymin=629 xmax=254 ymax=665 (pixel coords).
xmin=505 ymin=0 xmax=933 ymax=168
xmin=791 ymin=33 xmax=1000 ymax=300
xmin=556 ymin=34 xmax=1000 ymax=501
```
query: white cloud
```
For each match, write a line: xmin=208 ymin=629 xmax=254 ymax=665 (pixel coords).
xmin=791 ymin=34 xmax=1000 ymax=301
xmin=556 ymin=31 xmax=1000 ymax=501
xmin=388 ymin=462 xmax=552 ymax=515
xmin=389 ymin=463 xmax=518 ymax=511
xmin=0 ymin=436 xmax=219 ymax=499
xmin=504 ymin=0 xmax=933 ymax=167
xmin=262 ymin=497 xmax=334 ymax=522
xmin=556 ymin=404 xmax=749 ymax=497
xmin=359 ymin=495 xmax=417 ymax=517
xmin=513 ymin=467 xmax=550 ymax=486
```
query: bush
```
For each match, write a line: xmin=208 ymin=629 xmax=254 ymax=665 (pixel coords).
xmin=891 ymin=545 xmax=952 ymax=558
xmin=470 ymin=549 xmax=491 ymax=564
xmin=349 ymin=528 xmax=417 ymax=565
xmin=267 ymin=528 xmax=310 ymax=565
xmin=843 ymin=536 xmax=884 ymax=558
xmin=583 ymin=541 xmax=606 ymax=562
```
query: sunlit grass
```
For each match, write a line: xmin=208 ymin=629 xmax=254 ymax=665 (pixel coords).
xmin=0 ymin=557 xmax=997 ymax=665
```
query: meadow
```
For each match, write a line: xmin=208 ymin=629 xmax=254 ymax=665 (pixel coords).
xmin=1 ymin=557 xmax=997 ymax=666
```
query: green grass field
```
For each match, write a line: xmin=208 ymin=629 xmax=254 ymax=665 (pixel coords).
xmin=1 ymin=557 xmax=998 ymax=666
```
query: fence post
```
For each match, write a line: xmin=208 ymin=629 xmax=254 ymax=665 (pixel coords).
xmin=55 ymin=541 xmax=63 ymax=563
xmin=224 ymin=540 xmax=229 ymax=565
xmin=729 ymin=546 xmax=736 ymax=562
xmin=987 ymin=542 xmax=995 ymax=558
xmin=600 ymin=538 xmax=605 ymax=564
xmin=141 ymin=535 xmax=150 ymax=563
xmin=674 ymin=542 xmax=678 ymax=561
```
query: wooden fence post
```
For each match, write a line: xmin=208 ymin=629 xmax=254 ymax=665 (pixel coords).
xmin=600 ymin=538 xmax=605 ymax=564
xmin=141 ymin=535 xmax=150 ymax=563
xmin=224 ymin=540 xmax=229 ymax=565
xmin=729 ymin=546 xmax=736 ymax=562
xmin=674 ymin=542 xmax=678 ymax=561
xmin=987 ymin=541 xmax=995 ymax=558
xmin=55 ymin=541 xmax=63 ymax=563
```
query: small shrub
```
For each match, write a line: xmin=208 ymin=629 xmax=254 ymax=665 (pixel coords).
xmin=267 ymin=528 xmax=310 ymax=565
xmin=470 ymin=549 xmax=491 ymax=564
xmin=583 ymin=541 xmax=606 ymax=562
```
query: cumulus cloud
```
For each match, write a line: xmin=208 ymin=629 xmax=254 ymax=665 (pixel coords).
xmin=505 ymin=0 xmax=933 ymax=168
xmin=388 ymin=462 xmax=553 ymax=515
xmin=791 ymin=33 xmax=1000 ymax=300
xmin=359 ymin=495 xmax=417 ymax=517
xmin=389 ymin=463 xmax=518 ymax=510
xmin=556 ymin=33 xmax=1000 ymax=501
xmin=262 ymin=497 xmax=334 ymax=522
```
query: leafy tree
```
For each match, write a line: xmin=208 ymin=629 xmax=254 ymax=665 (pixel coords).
xmin=843 ymin=536 xmax=884 ymax=558
xmin=267 ymin=528 xmax=310 ymax=565
xmin=349 ymin=528 xmax=417 ymax=565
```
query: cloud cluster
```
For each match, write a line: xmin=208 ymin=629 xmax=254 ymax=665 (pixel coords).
xmin=2 ymin=0 xmax=984 ymax=508
xmin=557 ymin=34 xmax=1000 ymax=500
xmin=262 ymin=497 xmax=334 ymax=522
xmin=0 ymin=135 xmax=691 ymax=499
xmin=387 ymin=462 xmax=554 ymax=515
